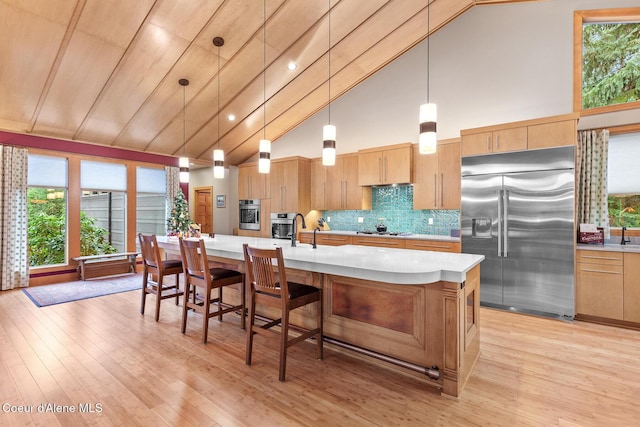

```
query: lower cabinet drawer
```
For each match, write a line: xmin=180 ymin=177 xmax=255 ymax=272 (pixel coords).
xmin=576 ymin=262 xmax=624 ymax=320
xmin=405 ymin=240 xmax=461 ymax=253
xmin=352 ymin=236 xmax=406 ymax=249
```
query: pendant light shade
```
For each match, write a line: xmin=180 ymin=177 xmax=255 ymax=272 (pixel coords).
xmin=259 ymin=0 xmax=270 ymax=174
xmin=322 ymin=124 xmax=336 ymax=166
xmin=213 ymin=149 xmax=225 ymax=179
xmin=419 ymin=103 xmax=437 ymax=154
xmin=259 ymin=139 xmax=271 ymax=174
xmin=322 ymin=0 xmax=336 ymax=167
xmin=213 ymin=36 xmax=225 ymax=179
xmin=419 ymin=0 xmax=437 ymax=155
xmin=178 ymin=78 xmax=190 ymax=183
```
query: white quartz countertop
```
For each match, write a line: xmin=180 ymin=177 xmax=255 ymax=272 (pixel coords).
xmin=298 ymin=230 xmax=460 ymax=242
xmin=577 ymin=243 xmax=640 ymax=253
xmin=157 ymin=235 xmax=482 ymax=285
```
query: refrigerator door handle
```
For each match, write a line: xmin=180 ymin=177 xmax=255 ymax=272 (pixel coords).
xmin=503 ymin=190 xmax=509 ymax=258
xmin=497 ymin=189 xmax=503 ymax=257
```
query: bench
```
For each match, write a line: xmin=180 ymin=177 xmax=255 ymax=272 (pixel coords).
xmin=72 ymin=252 xmax=139 ymax=280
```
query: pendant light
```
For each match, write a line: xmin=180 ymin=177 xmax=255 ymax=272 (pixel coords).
xmin=178 ymin=78 xmax=190 ymax=183
xmin=258 ymin=0 xmax=271 ymax=174
xmin=213 ymin=36 xmax=225 ymax=179
xmin=322 ymin=0 xmax=336 ymax=166
xmin=419 ymin=0 xmax=437 ymax=155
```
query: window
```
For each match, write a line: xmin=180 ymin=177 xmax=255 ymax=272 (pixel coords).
xmin=80 ymin=160 xmax=126 ymax=254
xmin=136 ymin=166 xmax=167 ymax=237
xmin=574 ymin=8 xmax=640 ymax=114
xmin=27 ymin=155 xmax=68 ymax=267
xmin=608 ymin=132 xmax=640 ymax=228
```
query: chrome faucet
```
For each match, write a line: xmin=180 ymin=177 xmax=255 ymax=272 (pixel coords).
xmin=291 ymin=213 xmax=306 ymax=247
xmin=621 ymin=226 xmax=631 ymax=245
xmin=312 ymin=227 xmax=320 ymax=249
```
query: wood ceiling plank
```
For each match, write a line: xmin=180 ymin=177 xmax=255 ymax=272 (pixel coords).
xmin=76 ymin=23 xmax=189 ymax=144
xmin=192 ymin=0 xmax=388 ymax=162
xmin=3 ymin=0 xmax=77 ymax=24
xmin=75 ymin=0 xmax=155 ymax=48
xmin=33 ymin=33 xmax=125 ymax=138
xmin=114 ymin=45 xmax=221 ymax=151
xmin=0 ymin=2 xmax=70 ymax=126
xmin=149 ymin=0 xmax=224 ymax=41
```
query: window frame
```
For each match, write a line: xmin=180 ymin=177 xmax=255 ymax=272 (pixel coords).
xmin=573 ymin=8 xmax=640 ymax=116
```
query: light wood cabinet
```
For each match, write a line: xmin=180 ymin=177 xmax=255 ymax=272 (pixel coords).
xmin=624 ymin=253 xmax=640 ymax=323
xmin=352 ymin=236 xmax=406 ymax=249
xmin=238 ymin=162 xmax=269 ymax=200
xmin=405 ymin=239 xmax=461 ymax=253
xmin=299 ymin=232 xmax=353 ymax=246
xmin=528 ymin=119 xmax=577 ymax=150
xmin=413 ymin=139 xmax=461 ymax=210
xmin=310 ymin=159 xmax=326 ymax=210
xmin=461 ymin=113 xmax=579 ymax=157
xmin=312 ymin=155 xmax=372 ymax=211
xmin=270 ymin=157 xmax=310 ymax=213
xmin=358 ymin=143 xmax=412 ymax=186
xmin=576 ymin=250 xmax=624 ymax=320
xmin=461 ymin=127 xmax=527 ymax=157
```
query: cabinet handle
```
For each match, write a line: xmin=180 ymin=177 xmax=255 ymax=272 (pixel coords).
xmin=495 ymin=135 xmax=499 ymax=150
xmin=378 ymin=157 xmax=382 ymax=184
xmin=413 ymin=243 xmax=451 ymax=249
xmin=384 ymin=156 xmax=388 ymax=183
xmin=581 ymin=269 xmax=620 ymax=275
xmin=440 ymin=173 xmax=444 ymax=208
xmin=341 ymin=181 xmax=345 ymax=209
xmin=433 ymin=174 xmax=437 ymax=207
xmin=487 ymin=136 xmax=491 ymax=151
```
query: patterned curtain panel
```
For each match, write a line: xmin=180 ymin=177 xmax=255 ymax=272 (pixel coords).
xmin=165 ymin=166 xmax=180 ymax=234
xmin=576 ymin=129 xmax=610 ymax=239
xmin=0 ymin=145 xmax=29 ymax=290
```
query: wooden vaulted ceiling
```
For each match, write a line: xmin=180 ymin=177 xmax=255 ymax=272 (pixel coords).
xmin=0 ymin=0 xmax=530 ymax=167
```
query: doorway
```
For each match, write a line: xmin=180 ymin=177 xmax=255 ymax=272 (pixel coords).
xmin=194 ymin=187 xmax=213 ymax=234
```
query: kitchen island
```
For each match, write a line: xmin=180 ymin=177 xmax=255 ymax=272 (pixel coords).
xmin=157 ymin=235 xmax=484 ymax=397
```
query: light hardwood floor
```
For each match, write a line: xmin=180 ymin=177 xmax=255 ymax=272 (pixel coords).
xmin=2 ymin=279 xmax=640 ymax=426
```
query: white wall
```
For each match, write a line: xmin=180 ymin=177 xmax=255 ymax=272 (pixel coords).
xmin=272 ymin=0 xmax=640 ymax=159
xmin=189 ymin=166 xmax=238 ymax=235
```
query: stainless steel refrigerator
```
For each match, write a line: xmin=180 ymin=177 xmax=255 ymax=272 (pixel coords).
xmin=461 ymin=146 xmax=575 ymax=319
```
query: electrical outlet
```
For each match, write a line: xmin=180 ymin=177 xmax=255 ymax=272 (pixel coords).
xmin=428 ymin=218 xmax=434 ymax=225
xmin=358 ymin=217 xmax=364 ymax=223
xmin=327 ymin=217 xmax=331 ymax=222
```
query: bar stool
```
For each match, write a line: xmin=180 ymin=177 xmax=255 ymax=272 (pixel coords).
xmin=242 ymin=243 xmax=323 ymax=381
xmin=179 ymin=238 xmax=245 ymax=344
xmin=138 ymin=233 xmax=184 ymax=321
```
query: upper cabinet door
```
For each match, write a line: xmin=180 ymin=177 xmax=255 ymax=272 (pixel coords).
xmin=382 ymin=146 xmax=412 ymax=184
xmin=493 ymin=127 xmax=527 ymax=153
xmin=413 ymin=145 xmax=439 ymax=210
xmin=462 ymin=131 xmax=493 ymax=156
xmin=358 ymin=151 xmax=383 ymax=186
xmin=439 ymin=142 xmax=461 ymax=210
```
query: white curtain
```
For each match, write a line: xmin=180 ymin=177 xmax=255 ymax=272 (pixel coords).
xmin=165 ymin=166 xmax=180 ymax=234
xmin=1 ymin=145 xmax=29 ymax=290
xmin=576 ymin=129 xmax=610 ymax=239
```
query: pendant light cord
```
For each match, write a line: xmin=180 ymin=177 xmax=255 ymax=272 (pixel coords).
xmin=328 ymin=0 xmax=331 ymax=125
xmin=263 ymin=0 xmax=267 ymax=140
xmin=427 ymin=0 xmax=430 ymax=103
xmin=217 ymin=44 xmax=220 ymax=150
xmin=183 ymin=82 xmax=186 ymax=155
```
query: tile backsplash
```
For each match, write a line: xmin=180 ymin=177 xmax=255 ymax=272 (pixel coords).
xmin=322 ymin=185 xmax=460 ymax=236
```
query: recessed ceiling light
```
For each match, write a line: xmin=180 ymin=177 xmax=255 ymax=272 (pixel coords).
xmin=287 ymin=62 xmax=297 ymax=71
xmin=227 ymin=114 xmax=235 ymax=121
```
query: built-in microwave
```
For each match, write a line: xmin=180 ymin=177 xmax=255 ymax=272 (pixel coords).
xmin=271 ymin=212 xmax=295 ymax=239
xmin=239 ymin=199 xmax=260 ymax=230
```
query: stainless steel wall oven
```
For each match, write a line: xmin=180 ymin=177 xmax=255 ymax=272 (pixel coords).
xmin=239 ymin=199 xmax=260 ymax=230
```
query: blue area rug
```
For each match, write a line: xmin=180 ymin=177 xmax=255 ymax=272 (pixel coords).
xmin=23 ymin=274 xmax=142 ymax=307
